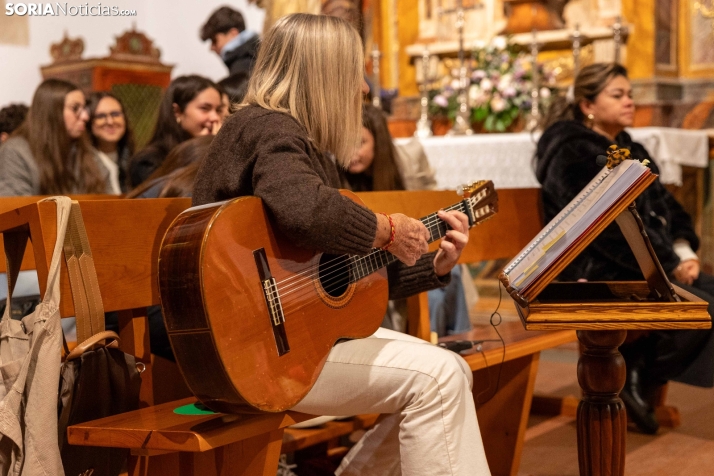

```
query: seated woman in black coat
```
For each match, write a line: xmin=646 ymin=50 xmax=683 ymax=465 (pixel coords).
xmin=536 ymin=62 xmax=714 ymax=434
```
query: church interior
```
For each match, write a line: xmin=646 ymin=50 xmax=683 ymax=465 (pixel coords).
xmin=2 ymin=0 xmax=714 ymax=475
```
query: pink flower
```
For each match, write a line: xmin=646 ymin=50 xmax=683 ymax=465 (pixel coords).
xmin=433 ymin=95 xmax=449 ymax=108
xmin=502 ymin=86 xmax=517 ymax=98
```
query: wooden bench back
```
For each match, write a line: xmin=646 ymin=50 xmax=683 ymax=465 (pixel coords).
xmin=0 ymin=197 xmax=191 ymax=314
xmin=358 ymin=188 xmax=543 ymax=262
xmin=0 ymin=197 xmax=192 ymax=405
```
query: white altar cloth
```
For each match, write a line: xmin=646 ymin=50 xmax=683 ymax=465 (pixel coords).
xmin=395 ymin=128 xmax=710 ymax=190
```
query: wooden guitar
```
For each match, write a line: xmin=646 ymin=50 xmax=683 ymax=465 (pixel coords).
xmin=158 ymin=182 xmax=498 ymax=413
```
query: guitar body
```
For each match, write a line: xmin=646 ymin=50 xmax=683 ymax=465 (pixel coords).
xmin=159 ymin=190 xmax=388 ymax=413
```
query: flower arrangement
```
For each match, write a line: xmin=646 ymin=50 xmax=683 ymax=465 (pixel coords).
xmin=430 ymin=38 xmax=556 ymax=132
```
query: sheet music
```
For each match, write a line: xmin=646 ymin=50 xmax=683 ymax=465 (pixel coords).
xmin=504 ymin=160 xmax=652 ymax=293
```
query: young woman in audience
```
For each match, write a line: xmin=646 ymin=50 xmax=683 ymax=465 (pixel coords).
xmin=344 ymin=103 xmax=473 ymax=336
xmin=193 ymin=14 xmax=490 ymax=475
xmin=536 ymin=62 xmax=714 ymax=434
xmin=87 ymin=92 xmax=135 ymax=193
xmin=0 ymin=78 xmax=110 ymax=196
xmin=127 ymin=75 xmax=223 ymax=188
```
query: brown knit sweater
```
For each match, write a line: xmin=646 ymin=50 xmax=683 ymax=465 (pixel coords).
xmin=193 ymin=106 xmax=448 ymax=299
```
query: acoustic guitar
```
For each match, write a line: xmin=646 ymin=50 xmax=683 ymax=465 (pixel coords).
xmin=158 ymin=182 xmax=498 ymax=413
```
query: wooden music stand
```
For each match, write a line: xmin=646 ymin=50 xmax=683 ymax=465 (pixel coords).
xmin=500 ymin=181 xmax=711 ymax=474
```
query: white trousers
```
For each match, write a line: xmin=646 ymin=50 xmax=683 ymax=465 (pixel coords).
xmin=291 ymin=327 xmax=491 ymax=476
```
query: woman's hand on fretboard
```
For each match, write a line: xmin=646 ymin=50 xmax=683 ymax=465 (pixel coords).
xmin=433 ymin=210 xmax=470 ymax=276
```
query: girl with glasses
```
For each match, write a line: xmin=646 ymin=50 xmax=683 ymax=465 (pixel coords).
xmin=87 ymin=92 xmax=135 ymax=193
xmin=0 ymin=78 xmax=111 ymax=196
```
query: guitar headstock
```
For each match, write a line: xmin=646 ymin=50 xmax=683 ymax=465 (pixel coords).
xmin=458 ymin=180 xmax=498 ymax=227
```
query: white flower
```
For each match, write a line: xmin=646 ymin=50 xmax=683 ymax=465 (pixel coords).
xmin=490 ymin=95 xmax=507 ymax=112
xmin=491 ymin=36 xmax=507 ymax=50
xmin=539 ymin=87 xmax=552 ymax=99
xmin=468 ymin=85 xmax=486 ymax=107
xmin=451 ymin=79 xmax=461 ymax=90
xmin=480 ymin=78 xmax=493 ymax=92
xmin=497 ymin=73 xmax=513 ymax=92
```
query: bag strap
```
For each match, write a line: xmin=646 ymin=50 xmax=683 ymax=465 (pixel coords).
xmin=65 ymin=330 xmax=120 ymax=361
xmin=63 ymin=201 xmax=106 ymax=344
xmin=2 ymin=197 xmax=72 ymax=322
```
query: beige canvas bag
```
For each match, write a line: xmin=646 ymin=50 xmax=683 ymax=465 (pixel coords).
xmin=0 ymin=197 xmax=69 ymax=476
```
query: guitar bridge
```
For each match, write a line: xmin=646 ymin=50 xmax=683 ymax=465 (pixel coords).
xmin=254 ymin=248 xmax=290 ymax=356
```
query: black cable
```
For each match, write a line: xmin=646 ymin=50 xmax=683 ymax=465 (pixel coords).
xmin=475 ymin=282 xmax=506 ymax=405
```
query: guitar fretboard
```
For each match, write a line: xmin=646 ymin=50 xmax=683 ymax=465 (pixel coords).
xmin=348 ymin=200 xmax=469 ymax=282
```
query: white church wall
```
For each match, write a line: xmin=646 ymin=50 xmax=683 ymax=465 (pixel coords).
xmin=0 ymin=0 xmax=264 ymax=107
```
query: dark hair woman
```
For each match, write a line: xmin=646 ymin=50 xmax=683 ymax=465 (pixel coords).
xmin=343 ymin=104 xmax=470 ymax=337
xmin=192 ymin=14 xmax=489 ymax=474
xmin=87 ymin=91 xmax=135 ymax=193
xmin=126 ymin=135 xmax=213 ymax=199
xmin=0 ymin=79 xmax=110 ymax=196
xmin=127 ymin=75 xmax=223 ymax=188
xmin=536 ymin=62 xmax=714 ymax=434
xmin=343 ymin=103 xmax=406 ymax=192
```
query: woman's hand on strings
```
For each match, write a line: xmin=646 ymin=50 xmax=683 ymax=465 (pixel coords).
xmin=433 ymin=210 xmax=470 ymax=276
xmin=385 ymin=213 xmax=430 ymax=266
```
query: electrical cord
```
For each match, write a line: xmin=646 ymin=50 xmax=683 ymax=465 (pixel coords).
xmin=474 ymin=282 xmax=506 ymax=405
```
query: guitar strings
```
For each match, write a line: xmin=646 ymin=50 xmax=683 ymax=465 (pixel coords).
xmin=274 ymin=205 xmax=460 ymax=291
xmin=277 ymin=200 xmax=494 ymax=302
xmin=275 ymin=204 xmax=461 ymax=299
xmin=275 ymin=202 xmax=492 ymax=308
xmin=276 ymin=203 xmax=493 ymax=316
xmin=277 ymin=204 xmax=491 ymax=315
xmin=272 ymin=188 xmax=490 ymax=293
xmin=274 ymin=215 xmax=453 ymax=315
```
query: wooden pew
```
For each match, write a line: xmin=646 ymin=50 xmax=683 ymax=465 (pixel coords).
xmin=0 ymin=198 xmax=318 ymax=476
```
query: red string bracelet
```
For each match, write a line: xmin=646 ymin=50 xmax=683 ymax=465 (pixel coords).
xmin=378 ymin=213 xmax=396 ymax=251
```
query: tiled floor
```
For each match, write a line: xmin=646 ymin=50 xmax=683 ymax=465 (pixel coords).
xmin=471 ymin=288 xmax=714 ymax=476
xmin=518 ymin=345 xmax=714 ymax=476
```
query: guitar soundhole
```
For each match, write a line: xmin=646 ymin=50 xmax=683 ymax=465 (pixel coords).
xmin=318 ymin=254 xmax=350 ymax=298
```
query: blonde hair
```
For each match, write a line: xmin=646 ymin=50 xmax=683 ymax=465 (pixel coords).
xmin=241 ymin=13 xmax=364 ymax=166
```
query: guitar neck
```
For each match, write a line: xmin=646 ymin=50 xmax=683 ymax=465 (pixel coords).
xmin=350 ymin=199 xmax=472 ymax=282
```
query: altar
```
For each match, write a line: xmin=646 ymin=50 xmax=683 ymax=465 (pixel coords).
xmin=395 ymin=127 xmax=711 ymax=190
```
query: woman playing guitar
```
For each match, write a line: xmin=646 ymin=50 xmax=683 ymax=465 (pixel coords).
xmin=192 ymin=13 xmax=491 ymax=476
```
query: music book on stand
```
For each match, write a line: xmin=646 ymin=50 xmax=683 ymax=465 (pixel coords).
xmin=499 ymin=159 xmax=711 ymax=331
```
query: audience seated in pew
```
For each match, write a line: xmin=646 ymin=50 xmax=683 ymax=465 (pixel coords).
xmin=87 ymin=92 xmax=136 ymax=194
xmin=127 ymin=75 xmax=224 ymax=188
xmin=343 ymin=103 xmax=475 ymax=337
xmin=0 ymin=79 xmax=112 ymax=197
xmin=536 ymin=62 xmax=714 ymax=434
xmin=0 ymin=103 xmax=28 ymax=144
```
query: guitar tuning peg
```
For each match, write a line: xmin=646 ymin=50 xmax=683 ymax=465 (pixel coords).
xmin=456 ymin=184 xmax=469 ymax=197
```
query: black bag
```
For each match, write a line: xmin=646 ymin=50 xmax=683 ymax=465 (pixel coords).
xmin=56 ymin=202 xmax=144 ymax=476
xmin=58 ymin=338 xmax=142 ymax=476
